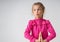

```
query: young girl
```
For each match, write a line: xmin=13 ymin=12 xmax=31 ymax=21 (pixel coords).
xmin=24 ymin=2 xmax=56 ymax=42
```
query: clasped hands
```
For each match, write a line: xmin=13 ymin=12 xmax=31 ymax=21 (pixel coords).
xmin=35 ymin=32 xmax=47 ymax=42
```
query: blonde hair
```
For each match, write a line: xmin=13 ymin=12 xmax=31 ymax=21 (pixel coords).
xmin=32 ymin=2 xmax=45 ymax=18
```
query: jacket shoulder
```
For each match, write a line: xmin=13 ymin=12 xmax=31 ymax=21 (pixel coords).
xmin=43 ymin=19 xmax=51 ymax=25
xmin=42 ymin=19 xmax=51 ymax=24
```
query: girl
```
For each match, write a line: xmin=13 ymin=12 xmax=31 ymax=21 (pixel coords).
xmin=24 ymin=2 xmax=56 ymax=42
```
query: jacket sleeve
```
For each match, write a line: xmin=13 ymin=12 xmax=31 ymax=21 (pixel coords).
xmin=45 ymin=20 xmax=56 ymax=42
xmin=24 ymin=20 xmax=36 ymax=42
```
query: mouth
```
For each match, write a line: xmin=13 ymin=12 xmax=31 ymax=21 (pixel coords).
xmin=36 ymin=14 xmax=39 ymax=15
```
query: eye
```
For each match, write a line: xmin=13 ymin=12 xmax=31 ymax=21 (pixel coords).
xmin=38 ymin=8 xmax=42 ymax=10
xmin=34 ymin=9 xmax=36 ymax=11
xmin=38 ymin=9 xmax=40 ymax=10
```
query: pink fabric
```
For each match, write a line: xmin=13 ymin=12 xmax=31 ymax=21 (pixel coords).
xmin=24 ymin=18 xmax=56 ymax=42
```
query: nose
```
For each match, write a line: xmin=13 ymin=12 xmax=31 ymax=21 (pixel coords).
xmin=36 ymin=10 xmax=38 ymax=13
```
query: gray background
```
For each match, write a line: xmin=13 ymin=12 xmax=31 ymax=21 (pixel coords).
xmin=0 ymin=0 xmax=60 ymax=42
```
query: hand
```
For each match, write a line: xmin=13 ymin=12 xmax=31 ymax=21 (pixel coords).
xmin=35 ymin=39 xmax=40 ymax=42
xmin=43 ymin=40 xmax=47 ymax=42
xmin=35 ymin=32 xmax=47 ymax=42
xmin=38 ymin=32 xmax=42 ymax=42
xmin=35 ymin=32 xmax=42 ymax=42
xmin=41 ymin=39 xmax=47 ymax=42
xmin=38 ymin=32 xmax=47 ymax=42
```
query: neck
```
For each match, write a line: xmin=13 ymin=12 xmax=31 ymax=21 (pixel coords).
xmin=35 ymin=16 xmax=43 ymax=19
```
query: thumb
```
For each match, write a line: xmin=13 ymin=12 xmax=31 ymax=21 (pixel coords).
xmin=39 ymin=32 xmax=43 ymax=42
xmin=39 ymin=32 xmax=42 ymax=38
xmin=38 ymin=32 xmax=42 ymax=40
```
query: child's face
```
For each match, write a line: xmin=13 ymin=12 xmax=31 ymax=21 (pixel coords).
xmin=32 ymin=5 xmax=44 ymax=18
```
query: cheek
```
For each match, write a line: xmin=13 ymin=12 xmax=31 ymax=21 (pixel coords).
xmin=39 ymin=11 xmax=44 ymax=14
xmin=32 ymin=12 xmax=36 ymax=16
xmin=32 ymin=11 xmax=36 ymax=14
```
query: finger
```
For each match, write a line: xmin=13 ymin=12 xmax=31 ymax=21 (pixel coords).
xmin=38 ymin=32 xmax=41 ymax=40
xmin=39 ymin=32 xmax=42 ymax=37
xmin=39 ymin=32 xmax=43 ymax=42
xmin=41 ymin=36 xmax=44 ymax=42
xmin=38 ymin=32 xmax=42 ymax=41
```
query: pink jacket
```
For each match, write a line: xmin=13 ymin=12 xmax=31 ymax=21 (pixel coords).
xmin=24 ymin=18 xmax=56 ymax=42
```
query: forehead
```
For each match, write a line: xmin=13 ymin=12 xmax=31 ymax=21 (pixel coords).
xmin=32 ymin=5 xmax=42 ymax=9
